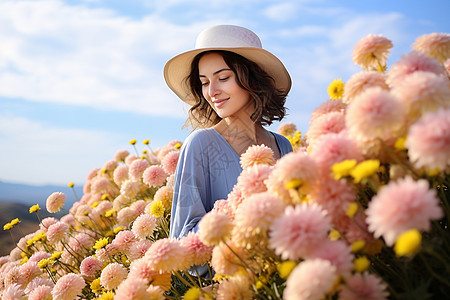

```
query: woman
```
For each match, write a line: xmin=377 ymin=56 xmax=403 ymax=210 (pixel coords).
xmin=164 ymin=25 xmax=293 ymax=240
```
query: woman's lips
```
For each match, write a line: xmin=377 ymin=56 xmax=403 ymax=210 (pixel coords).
xmin=213 ymin=98 xmax=229 ymax=108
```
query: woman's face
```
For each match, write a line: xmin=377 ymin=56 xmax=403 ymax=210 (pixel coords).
xmin=198 ymin=52 xmax=252 ymax=119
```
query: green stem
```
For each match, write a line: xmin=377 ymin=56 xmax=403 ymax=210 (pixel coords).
xmin=419 ymin=254 xmax=450 ymax=287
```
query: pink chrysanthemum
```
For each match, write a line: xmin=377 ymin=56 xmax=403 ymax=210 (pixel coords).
xmin=387 ymin=51 xmax=446 ymax=87
xmin=277 ymin=122 xmax=297 ymax=136
xmin=28 ymin=285 xmax=52 ymax=300
xmin=102 ymin=159 xmax=118 ymax=173
xmin=161 ymin=150 xmax=180 ymax=175
xmin=39 ymin=217 xmax=58 ymax=232
xmin=114 ymin=149 xmax=130 ymax=162
xmin=307 ymin=111 xmax=346 ymax=145
xmin=343 ymin=71 xmax=389 ymax=104
xmin=143 ymin=165 xmax=167 ymax=187
xmin=130 ymin=200 xmax=147 ymax=215
xmin=127 ymin=239 xmax=153 ymax=260
xmin=346 ymin=87 xmax=406 ymax=142
xmin=19 ymin=261 xmax=41 ymax=284
xmin=153 ymin=186 xmax=173 ymax=210
xmin=240 ymin=144 xmax=275 ymax=169
xmin=144 ymin=238 xmax=186 ymax=272
xmin=227 ymin=186 xmax=244 ymax=212
xmin=310 ymin=133 xmax=362 ymax=174
xmin=80 ymin=256 xmax=102 ymax=278
xmin=128 ymin=257 xmax=156 ymax=281
xmin=179 ymin=231 xmax=213 ymax=267
xmin=132 ymin=214 xmax=158 ymax=239
xmin=269 ymin=204 xmax=331 ymax=260
xmin=146 ymin=285 xmax=165 ymax=300
xmin=68 ymin=233 xmax=94 ymax=253
xmin=25 ymin=277 xmax=54 ymax=294
xmin=212 ymin=199 xmax=234 ymax=216
xmin=120 ymin=180 xmax=144 ymax=199
xmin=46 ymin=192 xmax=66 ymax=213
xmin=28 ymin=251 xmax=51 ymax=264
xmin=392 ymin=71 xmax=450 ymax=120
xmin=112 ymin=230 xmax=137 ymax=252
xmin=113 ymin=194 xmax=132 ymax=211
xmin=352 ymin=34 xmax=393 ymax=70
xmin=129 ymin=159 xmax=151 ymax=180
xmin=266 ymin=151 xmax=319 ymax=201
xmin=236 ymin=164 xmax=272 ymax=198
xmin=115 ymin=278 xmax=149 ymax=300
xmin=100 ymin=262 xmax=128 ymax=290
xmin=125 ymin=154 xmax=139 ymax=165
xmin=211 ymin=241 xmax=248 ymax=275
xmin=4 ymin=265 xmax=22 ymax=286
xmin=86 ymin=167 xmax=100 ymax=180
xmin=114 ymin=164 xmax=129 ymax=186
xmin=47 ymin=221 xmax=69 ymax=244
xmin=306 ymin=240 xmax=354 ymax=278
xmin=340 ymin=272 xmax=389 ymax=300
xmin=91 ymin=177 xmax=113 ymax=194
xmin=284 ymin=259 xmax=338 ymax=300
xmin=198 ymin=212 xmax=233 ymax=246
xmin=310 ymin=99 xmax=346 ymax=123
xmin=51 ymin=273 xmax=85 ymax=300
xmin=366 ymin=176 xmax=443 ymax=246
xmin=412 ymin=32 xmax=450 ymax=63
xmin=216 ymin=275 xmax=254 ymax=300
xmin=60 ymin=214 xmax=76 ymax=227
xmin=234 ymin=192 xmax=285 ymax=246
xmin=406 ymin=108 xmax=450 ymax=171
xmin=3 ymin=283 xmax=26 ymax=300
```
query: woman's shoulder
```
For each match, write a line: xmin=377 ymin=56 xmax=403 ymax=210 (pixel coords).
xmin=180 ymin=128 xmax=219 ymax=153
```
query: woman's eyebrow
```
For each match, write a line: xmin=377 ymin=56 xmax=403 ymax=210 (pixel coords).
xmin=199 ymin=68 xmax=232 ymax=77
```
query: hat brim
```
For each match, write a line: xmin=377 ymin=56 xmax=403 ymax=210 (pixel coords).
xmin=164 ymin=47 xmax=292 ymax=105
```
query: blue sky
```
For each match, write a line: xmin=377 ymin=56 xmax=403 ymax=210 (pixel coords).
xmin=0 ymin=0 xmax=448 ymax=186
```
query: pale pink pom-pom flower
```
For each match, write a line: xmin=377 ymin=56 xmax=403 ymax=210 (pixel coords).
xmin=216 ymin=275 xmax=254 ymax=300
xmin=39 ymin=217 xmax=58 ymax=232
xmin=198 ymin=212 xmax=233 ymax=246
xmin=212 ymin=199 xmax=234 ymax=216
xmin=366 ymin=176 xmax=443 ymax=246
xmin=346 ymin=87 xmax=406 ymax=141
xmin=28 ymin=285 xmax=52 ymax=300
xmin=127 ymin=239 xmax=152 ymax=260
xmin=115 ymin=278 xmax=150 ymax=300
xmin=339 ymin=272 xmax=389 ymax=300
xmin=102 ymin=159 xmax=118 ymax=173
xmin=236 ymin=164 xmax=272 ymax=198
xmin=310 ymin=99 xmax=346 ymax=123
xmin=129 ymin=159 xmax=151 ymax=180
xmin=211 ymin=241 xmax=248 ymax=275
xmin=179 ymin=231 xmax=213 ymax=267
xmin=3 ymin=283 xmax=26 ymax=300
xmin=120 ymin=180 xmax=143 ymax=199
xmin=343 ymin=71 xmax=389 ymax=104
xmin=392 ymin=71 xmax=450 ymax=120
xmin=29 ymin=251 xmax=51 ymax=264
xmin=47 ymin=221 xmax=69 ymax=244
xmin=51 ymin=273 xmax=85 ymax=300
xmin=284 ymin=259 xmax=338 ymax=300
xmin=269 ymin=204 xmax=331 ymax=260
xmin=125 ymin=154 xmax=138 ymax=165
xmin=307 ymin=111 xmax=346 ymax=145
xmin=240 ymin=144 xmax=275 ymax=169
xmin=161 ymin=150 xmax=180 ymax=175
xmin=46 ymin=192 xmax=66 ymax=213
xmin=143 ymin=165 xmax=167 ymax=187
xmin=412 ymin=32 xmax=450 ymax=63
xmin=130 ymin=199 xmax=147 ymax=215
xmin=19 ymin=261 xmax=41 ymax=284
xmin=25 ymin=277 xmax=54 ymax=294
xmin=405 ymin=108 xmax=450 ymax=171
xmin=132 ymin=214 xmax=158 ymax=239
xmin=352 ymin=34 xmax=393 ymax=70
xmin=144 ymin=238 xmax=186 ymax=272
xmin=277 ymin=122 xmax=297 ymax=136
xmin=112 ymin=230 xmax=137 ymax=252
xmin=114 ymin=149 xmax=130 ymax=162
xmin=86 ymin=167 xmax=100 ymax=180
xmin=100 ymin=262 xmax=128 ymax=290
xmin=113 ymin=164 xmax=129 ymax=186
xmin=80 ymin=256 xmax=102 ymax=278
xmin=146 ymin=285 xmax=165 ymax=300
xmin=387 ymin=51 xmax=446 ymax=87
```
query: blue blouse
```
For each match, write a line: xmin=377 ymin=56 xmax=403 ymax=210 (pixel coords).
xmin=169 ymin=127 xmax=293 ymax=240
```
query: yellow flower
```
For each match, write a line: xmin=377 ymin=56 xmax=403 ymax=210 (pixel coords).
xmin=142 ymin=149 xmax=148 ymax=154
xmin=184 ymin=287 xmax=202 ymax=300
xmin=329 ymin=229 xmax=341 ymax=241
xmin=394 ymin=229 xmax=422 ymax=257
xmin=346 ymin=202 xmax=359 ymax=218
xmin=36 ymin=232 xmax=47 ymax=242
xmin=149 ymin=200 xmax=165 ymax=218
xmin=38 ymin=258 xmax=50 ymax=268
xmin=331 ymin=159 xmax=357 ymax=180
xmin=350 ymin=159 xmax=380 ymax=183
xmin=101 ymin=168 xmax=108 ymax=174
xmin=3 ymin=222 xmax=12 ymax=231
xmin=51 ymin=251 xmax=63 ymax=260
xmin=174 ymin=142 xmax=182 ymax=149
xmin=101 ymin=194 xmax=109 ymax=200
xmin=29 ymin=204 xmax=41 ymax=213
xmin=20 ymin=256 xmax=29 ymax=265
xmin=353 ymin=256 xmax=370 ymax=272
xmin=351 ymin=240 xmax=366 ymax=253
xmin=327 ymin=78 xmax=345 ymax=100
xmin=90 ymin=201 xmax=99 ymax=208
xmin=255 ymin=280 xmax=264 ymax=290
xmin=277 ymin=261 xmax=297 ymax=279
xmin=90 ymin=278 xmax=102 ymax=293
xmin=113 ymin=226 xmax=125 ymax=234
xmin=10 ymin=218 xmax=21 ymax=226
xmin=143 ymin=139 xmax=150 ymax=145
xmin=129 ymin=139 xmax=137 ymax=145
xmin=285 ymin=178 xmax=303 ymax=189
xmin=394 ymin=136 xmax=407 ymax=150
xmin=93 ymin=237 xmax=109 ymax=251
xmin=68 ymin=182 xmax=75 ymax=188
xmin=99 ymin=291 xmax=114 ymax=300
xmin=105 ymin=209 xmax=116 ymax=218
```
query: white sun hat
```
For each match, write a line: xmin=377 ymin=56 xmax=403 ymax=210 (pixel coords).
xmin=164 ymin=25 xmax=292 ymax=105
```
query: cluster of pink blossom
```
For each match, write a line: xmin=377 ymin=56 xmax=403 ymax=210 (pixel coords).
xmin=1 ymin=32 xmax=448 ymax=299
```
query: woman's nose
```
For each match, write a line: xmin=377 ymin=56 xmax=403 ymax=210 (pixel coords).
xmin=208 ymin=81 xmax=220 ymax=98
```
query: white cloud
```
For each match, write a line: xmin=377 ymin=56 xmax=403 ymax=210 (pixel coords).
xmin=0 ymin=115 xmax=124 ymax=185
xmin=263 ymin=2 xmax=299 ymax=21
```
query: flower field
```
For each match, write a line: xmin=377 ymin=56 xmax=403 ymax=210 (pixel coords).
xmin=1 ymin=33 xmax=449 ymax=300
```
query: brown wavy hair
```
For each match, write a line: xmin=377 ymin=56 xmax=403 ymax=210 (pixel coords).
xmin=185 ymin=50 xmax=288 ymax=129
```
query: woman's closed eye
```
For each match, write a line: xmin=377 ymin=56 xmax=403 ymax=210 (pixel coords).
xmin=219 ymin=76 xmax=230 ymax=81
